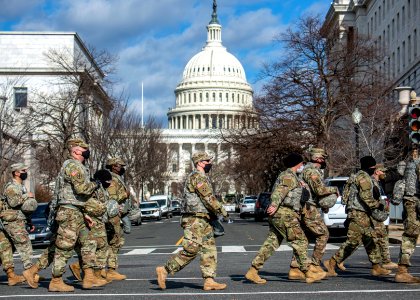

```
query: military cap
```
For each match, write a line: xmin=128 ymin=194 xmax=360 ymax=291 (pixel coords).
xmin=10 ymin=163 xmax=28 ymax=172
xmin=360 ymin=156 xmax=376 ymax=170
xmin=283 ymin=153 xmax=303 ymax=168
xmin=67 ymin=138 xmax=89 ymax=150
xmin=192 ymin=151 xmax=213 ymax=164
xmin=309 ymin=148 xmax=328 ymax=159
xmin=21 ymin=198 xmax=38 ymax=213
xmin=106 ymin=157 xmax=126 ymax=166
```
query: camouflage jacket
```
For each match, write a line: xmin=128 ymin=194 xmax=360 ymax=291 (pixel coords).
xmin=302 ymin=162 xmax=337 ymax=207
xmin=347 ymin=170 xmax=380 ymax=213
xmin=1 ymin=179 xmax=31 ymax=221
xmin=57 ymin=158 xmax=98 ymax=207
xmin=107 ymin=172 xmax=128 ymax=204
xmin=183 ymin=170 xmax=227 ymax=217
xmin=271 ymin=168 xmax=302 ymax=214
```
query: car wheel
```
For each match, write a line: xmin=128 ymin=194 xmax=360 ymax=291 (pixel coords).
xmin=239 ymin=213 xmax=244 ymax=219
xmin=166 ymin=213 xmax=170 ymax=219
xmin=157 ymin=214 xmax=162 ymax=221
xmin=137 ymin=218 xmax=142 ymax=225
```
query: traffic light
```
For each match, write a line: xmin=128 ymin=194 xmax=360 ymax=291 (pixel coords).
xmin=409 ymin=106 xmax=420 ymax=144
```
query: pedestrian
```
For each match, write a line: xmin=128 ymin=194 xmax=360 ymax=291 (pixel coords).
xmin=104 ymin=157 xmax=129 ymax=281
xmin=1 ymin=163 xmax=38 ymax=288
xmin=323 ymin=156 xmax=391 ymax=277
xmin=156 ymin=151 xmax=229 ymax=291
xmin=244 ymin=153 xmax=326 ymax=284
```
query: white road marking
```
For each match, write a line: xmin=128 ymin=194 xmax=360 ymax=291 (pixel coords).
xmin=325 ymin=244 xmax=340 ymax=250
xmin=222 ymin=246 xmax=246 ymax=252
xmin=124 ymin=248 xmax=156 ymax=255
xmin=275 ymin=245 xmax=292 ymax=251
xmin=172 ymin=247 xmax=183 ymax=253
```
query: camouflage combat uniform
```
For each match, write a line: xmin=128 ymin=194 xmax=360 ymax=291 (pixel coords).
xmin=2 ymin=179 xmax=34 ymax=269
xmin=106 ymin=172 xmax=128 ymax=270
xmin=331 ymin=170 xmax=381 ymax=265
xmin=51 ymin=158 xmax=98 ymax=277
xmin=164 ymin=169 xmax=228 ymax=278
xmin=0 ymin=230 xmax=14 ymax=272
xmin=251 ymin=169 xmax=310 ymax=272
xmin=299 ymin=162 xmax=337 ymax=265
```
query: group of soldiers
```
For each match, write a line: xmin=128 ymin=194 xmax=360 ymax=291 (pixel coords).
xmin=156 ymin=147 xmax=420 ymax=290
xmin=0 ymin=138 xmax=131 ymax=292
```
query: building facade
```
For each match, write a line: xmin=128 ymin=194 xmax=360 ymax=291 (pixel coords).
xmin=324 ymin=0 xmax=420 ymax=91
xmin=162 ymin=2 xmax=256 ymax=197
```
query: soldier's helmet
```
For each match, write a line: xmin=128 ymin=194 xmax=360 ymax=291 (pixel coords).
xmin=318 ymin=194 xmax=337 ymax=209
xmin=308 ymin=148 xmax=328 ymax=161
xmin=371 ymin=208 xmax=388 ymax=222
xmin=67 ymin=138 xmax=89 ymax=150
xmin=21 ymin=198 xmax=38 ymax=213
xmin=106 ymin=157 xmax=126 ymax=167
xmin=84 ymin=198 xmax=107 ymax=217
xmin=192 ymin=151 xmax=213 ymax=164
xmin=10 ymin=163 xmax=28 ymax=172
xmin=106 ymin=200 xmax=119 ymax=218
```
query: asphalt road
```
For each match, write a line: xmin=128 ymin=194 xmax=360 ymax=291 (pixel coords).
xmin=1 ymin=213 xmax=420 ymax=299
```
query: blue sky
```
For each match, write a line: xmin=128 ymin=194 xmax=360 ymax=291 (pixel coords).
xmin=0 ymin=0 xmax=330 ymax=125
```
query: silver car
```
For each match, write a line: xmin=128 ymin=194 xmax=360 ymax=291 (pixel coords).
xmin=239 ymin=198 xmax=257 ymax=218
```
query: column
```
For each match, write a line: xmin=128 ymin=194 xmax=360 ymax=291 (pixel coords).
xmin=178 ymin=143 xmax=183 ymax=173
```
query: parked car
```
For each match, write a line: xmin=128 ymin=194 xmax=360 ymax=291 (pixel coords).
xmin=239 ymin=197 xmax=257 ymax=218
xmin=140 ymin=201 xmax=162 ymax=221
xmin=236 ymin=195 xmax=256 ymax=212
xmin=170 ymin=199 xmax=181 ymax=215
xmin=254 ymin=192 xmax=271 ymax=221
xmin=27 ymin=203 xmax=53 ymax=246
xmin=223 ymin=201 xmax=236 ymax=213
xmin=323 ymin=177 xmax=390 ymax=229
xmin=128 ymin=204 xmax=142 ymax=225
xmin=149 ymin=195 xmax=172 ymax=218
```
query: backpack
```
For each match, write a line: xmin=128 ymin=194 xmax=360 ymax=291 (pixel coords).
xmin=342 ymin=174 xmax=357 ymax=206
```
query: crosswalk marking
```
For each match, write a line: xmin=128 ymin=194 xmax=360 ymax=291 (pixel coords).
xmin=222 ymin=246 xmax=246 ymax=252
xmin=275 ymin=245 xmax=293 ymax=251
xmin=124 ymin=248 xmax=156 ymax=255
xmin=172 ymin=247 xmax=183 ymax=253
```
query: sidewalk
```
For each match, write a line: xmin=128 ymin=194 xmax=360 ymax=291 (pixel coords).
xmin=388 ymin=223 xmax=420 ymax=245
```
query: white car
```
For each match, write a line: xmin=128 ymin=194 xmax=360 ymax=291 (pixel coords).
xmin=140 ymin=201 xmax=162 ymax=221
xmin=223 ymin=202 xmax=236 ymax=213
xmin=239 ymin=198 xmax=257 ymax=218
xmin=323 ymin=177 xmax=390 ymax=229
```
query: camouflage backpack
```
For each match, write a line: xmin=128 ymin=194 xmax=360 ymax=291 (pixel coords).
xmin=391 ymin=179 xmax=405 ymax=206
xmin=342 ymin=174 xmax=357 ymax=206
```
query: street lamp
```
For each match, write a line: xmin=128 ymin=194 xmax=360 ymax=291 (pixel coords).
xmin=352 ymin=107 xmax=362 ymax=162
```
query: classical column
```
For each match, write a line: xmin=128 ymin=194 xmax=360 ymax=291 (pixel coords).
xmin=216 ymin=114 xmax=220 ymax=129
xmin=178 ymin=143 xmax=183 ymax=173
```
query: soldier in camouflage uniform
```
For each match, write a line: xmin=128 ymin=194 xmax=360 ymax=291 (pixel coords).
xmin=392 ymin=149 xmax=420 ymax=283
xmin=245 ymin=153 xmax=326 ymax=284
xmin=288 ymin=148 xmax=338 ymax=279
xmin=156 ymin=151 xmax=229 ymax=291
xmin=45 ymin=138 xmax=107 ymax=292
xmin=1 ymin=163 xmax=38 ymax=288
xmin=324 ymin=156 xmax=391 ymax=277
xmin=105 ymin=157 xmax=129 ymax=281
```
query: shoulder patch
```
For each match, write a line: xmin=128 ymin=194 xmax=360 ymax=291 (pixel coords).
xmin=71 ymin=170 xmax=78 ymax=177
xmin=282 ymin=176 xmax=294 ymax=187
xmin=197 ymin=182 xmax=204 ymax=188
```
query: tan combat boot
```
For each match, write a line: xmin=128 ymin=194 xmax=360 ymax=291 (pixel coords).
xmin=305 ymin=264 xmax=327 ymax=284
xmin=69 ymin=262 xmax=82 ymax=281
xmin=245 ymin=266 xmax=266 ymax=284
xmin=288 ymin=267 xmax=305 ymax=280
xmin=82 ymin=268 xmax=108 ymax=289
xmin=156 ymin=266 xmax=168 ymax=289
xmin=94 ymin=269 xmax=111 ymax=284
xmin=323 ymin=258 xmax=338 ymax=277
xmin=382 ymin=261 xmax=398 ymax=270
xmin=48 ymin=276 xmax=75 ymax=292
xmin=337 ymin=262 xmax=346 ymax=271
xmin=6 ymin=268 xmax=26 ymax=286
xmin=23 ymin=265 xmax=39 ymax=288
xmin=371 ymin=264 xmax=392 ymax=276
xmin=106 ymin=268 xmax=127 ymax=281
xmin=203 ymin=278 xmax=227 ymax=290
xmin=395 ymin=265 xmax=420 ymax=283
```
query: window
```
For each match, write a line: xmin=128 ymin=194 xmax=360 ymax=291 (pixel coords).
xmin=206 ymin=92 xmax=209 ymax=102
xmin=14 ymin=87 xmax=27 ymax=108
xmin=200 ymin=93 xmax=203 ymax=102
xmin=226 ymin=93 xmax=229 ymax=102
xmin=219 ymin=93 xmax=222 ymax=101
xmin=194 ymin=93 xmax=196 ymax=102
xmin=408 ymin=35 xmax=411 ymax=62
xmin=212 ymin=92 xmax=216 ymax=101
xmin=172 ymin=164 xmax=177 ymax=173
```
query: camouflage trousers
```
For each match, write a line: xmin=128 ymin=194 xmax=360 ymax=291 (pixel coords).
xmin=77 ymin=217 xmax=108 ymax=269
xmin=252 ymin=207 xmax=310 ymax=272
xmin=371 ymin=219 xmax=391 ymax=264
xmin=106 ymin=215 xmax=125 ymax=269
xmin=398 ymin=199 xmax=420 ymax=266
xmin=332 ymin=210 xmax=381 ymax=264
xmin=3 ymin=219 xmax=33 ymax=269
xmin=51 ymin=206 xmax=96 ymax=277
xmin=165 ymin=216 xmax=217 ymax=278
xmin=0 ymin=230 xmax=14 ymax=271
xmin=36 ymin=232 xmax=57 ymax=270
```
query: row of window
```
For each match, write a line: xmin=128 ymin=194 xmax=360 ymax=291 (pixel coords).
xmin=7 ymin=87 xmax=28 ymax=109
xmin=185 ymin=66 xmax=243 ymax=77
xmin=177 ymin=91 xmax=249 ymax=105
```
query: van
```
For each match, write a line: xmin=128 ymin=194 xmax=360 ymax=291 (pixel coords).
xmin=149 ymin=195 xmax=173 ymax=219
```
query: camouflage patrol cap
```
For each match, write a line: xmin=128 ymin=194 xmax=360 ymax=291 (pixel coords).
xmin=67 ymin=138 xmax=89 ymax=150
xmin=10 ymin=163 xmax=28 ymax=172
xmin=192 ymin=151 xmax=213 ymax=164
xmin=21 ymin=198 xmax=38 ymax=213
xmin=309 ymin=148 xmax=328 ymax=160
xmin=84 ymin=198 xmax=107 ymax=217
xmin=106 ymin=157 xmax=126 ymax=166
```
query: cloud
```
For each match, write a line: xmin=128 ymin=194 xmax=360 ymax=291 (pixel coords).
xmin=0 ymin=0 xmax=44 ymax=22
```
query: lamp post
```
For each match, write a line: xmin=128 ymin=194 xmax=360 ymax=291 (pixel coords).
xmin=352 ymin=107 xmax=362 ymax=162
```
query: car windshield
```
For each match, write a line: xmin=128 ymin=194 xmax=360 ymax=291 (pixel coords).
xmin=154 ymin=199 xmax=167 ymax=207
xmin=141 ymin=202 xmax=159 ymax=209
xmin=327 ymin=180 xmax=347 ymax=194
xmin=172 ymin=201 xmax=180 ymax=206
xmin=258 ymin=193 xmax=271 ymax=204
xmin=31 ymin=204 xmax=47 ymax=219
xmin=244 ymin=199 xmax=256 ymax=204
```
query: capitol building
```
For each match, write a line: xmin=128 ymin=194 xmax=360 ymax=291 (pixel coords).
xmin=161 ymin=2 xmax=256 ymax=196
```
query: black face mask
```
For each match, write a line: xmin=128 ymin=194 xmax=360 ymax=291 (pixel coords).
xmin=320 ymin=161 xmax=327 ymax=169
xmin=81 ymin=149 xmax=90 ymax=160
xmin=19 ymin=172 xmax=28 ymax=181
xmin=119 ymin=167 xmax=126 ymax=176
xmin=203 ymin=163 xmax=213 ymax=173
xmin=102 ymin=181 xmax=111 ymax=189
